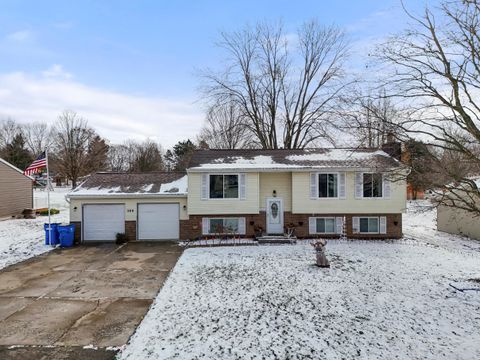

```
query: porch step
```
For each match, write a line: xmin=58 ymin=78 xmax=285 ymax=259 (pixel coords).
xmin=257 ymin=235 xmax=297 ymax=244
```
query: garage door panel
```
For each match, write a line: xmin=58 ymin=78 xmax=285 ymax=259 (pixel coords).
xmin=138 ymin=203 xmax=179 ymax=240
xmin=83 ymin=204 xmax=125 ymax=241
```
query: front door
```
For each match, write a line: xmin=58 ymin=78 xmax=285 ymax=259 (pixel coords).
xmin=266 ymin=198 xmax=283 ymax=234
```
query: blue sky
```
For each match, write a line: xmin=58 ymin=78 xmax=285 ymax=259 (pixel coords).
xmin=0 ymin=0 xmax=434 ymax=147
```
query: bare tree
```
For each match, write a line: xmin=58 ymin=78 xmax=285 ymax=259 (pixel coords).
xmin=201 ymin=20 xmax=350 ymax=149
xmin=130 ymin=139 xmax=164 ymax=172
xmin=23 ymin=122 xmax=53 ymax=156
xmin=0 ymin=118 xmax=22 ymax=151
xmin=199 ymin=102 xmax=254 ymax=149
xmin=375 ymin=0 xmax=480 ymax=214
xmin=107 ymin=144 xmax=131 ymax=172
xmin=54 ymin=110 xmax=96 ymax=188
xmin=339 ymin=89 xmax=404 ymax=148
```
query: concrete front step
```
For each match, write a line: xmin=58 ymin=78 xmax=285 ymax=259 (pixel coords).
xmin=257 ymin=236 xmax=297 ymax=244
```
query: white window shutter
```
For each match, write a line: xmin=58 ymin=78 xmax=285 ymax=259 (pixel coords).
xmin=339 ymin=172 xmax=346 ymax=199
xmin=202 ymin=218 xmax=210 ymax=235
xmin=238 ymin=217 xmax=246 ymax=235
xmin=239 ymin=173 xmax=246 ymax=200
xmin=355 ymin=173 xmax=363 ymax=199
xmin=310 ymin=173 xmax=317 ymax=199
xmin=201 ymin=174 xmax=208 ymax=200
xmin=335 ymin=217 xmax=343 ymax=234
xmin=380 ymin=216 xmax=387 ymax=234
xmin=308 ymin=217 xmax=317 ymax=234
xmin=383 ymin=175 xmax=391 ymax=199
xmin=352 ymin=217 xmax=360 ymax=233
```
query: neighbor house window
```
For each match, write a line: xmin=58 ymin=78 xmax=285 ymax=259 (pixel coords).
xmin=208 ymin=218 xmax=239 ymax=234
xmin=359 ymin=217 xmax=379 ymax=233
xmin=316 ymin=217 xmax=336 ymax=233
xmin=318 ymin=173 xmax=338 ymax=198
xmin=209 ymin=174 xmax=238 ymax=199
xmin=363 ymin=173 xmax=383 ymax=198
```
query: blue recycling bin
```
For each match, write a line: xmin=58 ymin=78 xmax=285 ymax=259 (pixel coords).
xmin=44 ymin=223 xmax=60 ymax=245
xmin=57 ymin=224 xmax=76 ymax=247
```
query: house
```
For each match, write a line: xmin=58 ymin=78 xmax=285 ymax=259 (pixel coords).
xmin=67 ymin=146 xmax=407 ymax=242
xmin=0 ymin=158 xmax=33 ymax=218
xmin=437 ymin=178 xmax=480 ymax=240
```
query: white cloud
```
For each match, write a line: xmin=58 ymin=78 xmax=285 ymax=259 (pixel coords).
xmin=6 ymin=30 xmax=33 ymax=42
xmin=42 ymin=64 xmax=73 ymax=80
xmin=0 ymin=69 xmax=203 ymax=148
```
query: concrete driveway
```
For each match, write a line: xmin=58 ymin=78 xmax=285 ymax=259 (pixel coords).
xmin=0 ymin=242 xmax=183 ymax=359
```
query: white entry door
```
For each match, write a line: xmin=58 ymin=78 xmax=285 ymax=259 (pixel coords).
xmin=266 ymin=198 xmax=283 ymax=234
xmin=137 ymin=203 xmax=179 ymax=240
xmin=83 ymin=204 xmax=125 ymax=242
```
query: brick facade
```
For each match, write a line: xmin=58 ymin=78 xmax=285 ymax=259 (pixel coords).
xmin=125 ymin=220 xmax=137 ymax=241
xmin=75 ymin=213 xmax=402 ymax=242
xmin=71 ymin=221 xmax=81 ymax=244
xmin=180 ymin=212 xmax=402 ymax=240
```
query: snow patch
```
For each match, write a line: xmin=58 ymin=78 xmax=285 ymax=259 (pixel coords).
xmin=119 ymin=206 xmax=480 ymax=359
xmin=0 ymin=187 xmax=70 ymax=270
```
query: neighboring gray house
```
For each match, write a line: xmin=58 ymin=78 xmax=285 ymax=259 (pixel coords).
xmin=0 ymin=158 xmax=33 ymax=218
xmin=437 ymin=178 xmax=480 ymax=240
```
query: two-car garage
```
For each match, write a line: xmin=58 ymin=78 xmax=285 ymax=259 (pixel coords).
xmin=68 ymin=172 xmax=188 ymax=243
xmin=82 ymin=203 xmax=180 ymax=242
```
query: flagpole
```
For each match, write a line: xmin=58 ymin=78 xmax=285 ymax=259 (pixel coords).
xmin=46 ymin=148 xmax=52 ymax=246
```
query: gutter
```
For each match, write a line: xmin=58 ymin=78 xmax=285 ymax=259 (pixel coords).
xmin=67 ymin=193 xmax=188 ymax=199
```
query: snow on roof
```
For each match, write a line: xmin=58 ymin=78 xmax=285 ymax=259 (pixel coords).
xmin=68 ymin=172 xmax=188 ymax=198
xmin=188 ymin=148 xmax=400 ymax=171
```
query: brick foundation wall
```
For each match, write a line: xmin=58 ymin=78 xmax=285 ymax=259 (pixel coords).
xmin=285 ymin=212 xmax=402 ymax=239
xmin=181 ymin=213 xmax=266 ymax=240
xmin=180 ymin=213 xmax=402 ymax=240
xmin=71 ymin=221 xmax=81 ymax=244
xmin=125 ymin=220 xmax=137 ymax=241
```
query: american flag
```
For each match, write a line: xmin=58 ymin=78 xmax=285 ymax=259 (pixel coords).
xmin=24 ymin=151 xmax=47 ymax=175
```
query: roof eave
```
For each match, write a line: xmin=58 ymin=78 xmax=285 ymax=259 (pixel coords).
xmin=67 ymin=193 xmax=188 ymax=199
xmin=187 ymin=166 xmax=400 ymax=173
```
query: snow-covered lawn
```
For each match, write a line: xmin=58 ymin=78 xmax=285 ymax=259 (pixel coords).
xmin=0 ymin=187 xmax=70 ymax=270
xmin=120 ymin=203 xmax=480 ymax=360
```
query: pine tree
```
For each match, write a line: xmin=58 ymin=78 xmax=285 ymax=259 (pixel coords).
xmin=3 ymin=133 xmax=33 ymax=170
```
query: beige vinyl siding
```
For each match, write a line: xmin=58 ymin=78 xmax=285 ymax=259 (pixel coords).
xmin=259 ymin=172 xmax=292 ymax=212
xmin=0 ymin=161 xmax=33 ymax=217
xmin=69 ymin=196 xmax=188 ymax=222
xmin=437 ymin=203 xmax=480 ymax=240
xmin=187 ymin=172 xmax=259 ymax=215
xmin=292 ymin=172 xmax=406 ymax=214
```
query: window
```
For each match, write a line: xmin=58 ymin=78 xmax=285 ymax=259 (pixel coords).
xmin=209 ymin=174 xmax=238 ymax=199
xmin=363 ymin=173 xmax=383 ymax=198
xmin=316 ymin=218 xmax=336 ymax=233
xmin=207 ymin=218 xmax=240 ymax=234
xmin=359 ymin=217 xmax=379 ymax=233
xmin=318 ymin=173 xmax=338 ymax=198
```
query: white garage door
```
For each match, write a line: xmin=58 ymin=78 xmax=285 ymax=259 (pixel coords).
xmin=83 ymin=204 xmax=125 ymax=242
xmin=138 ymin=203 xmax=179 ymax=240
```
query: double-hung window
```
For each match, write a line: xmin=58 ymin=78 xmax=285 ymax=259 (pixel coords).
xmin=318 ymin=173 xmax=338 ymax=198
xmin=359 ymin=217 xmax=380 ymax=233
xmin=209 ymin=218 xmax=239 ymax=233
xmin=363 ymin=173 xmax=383 ymax=198
xmin=316 ymin=217 xmax=336 ymax=233
xmin=209 ymin=174 xmax=239 ymax=199
xmin=203 ymin=217 xmax=246 ymax=235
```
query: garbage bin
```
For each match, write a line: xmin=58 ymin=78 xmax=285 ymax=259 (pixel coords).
xmin=44 ymin=223 xmax=60 ymax=245
xmin=57 ymin=224 xmax=76 ymax=248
